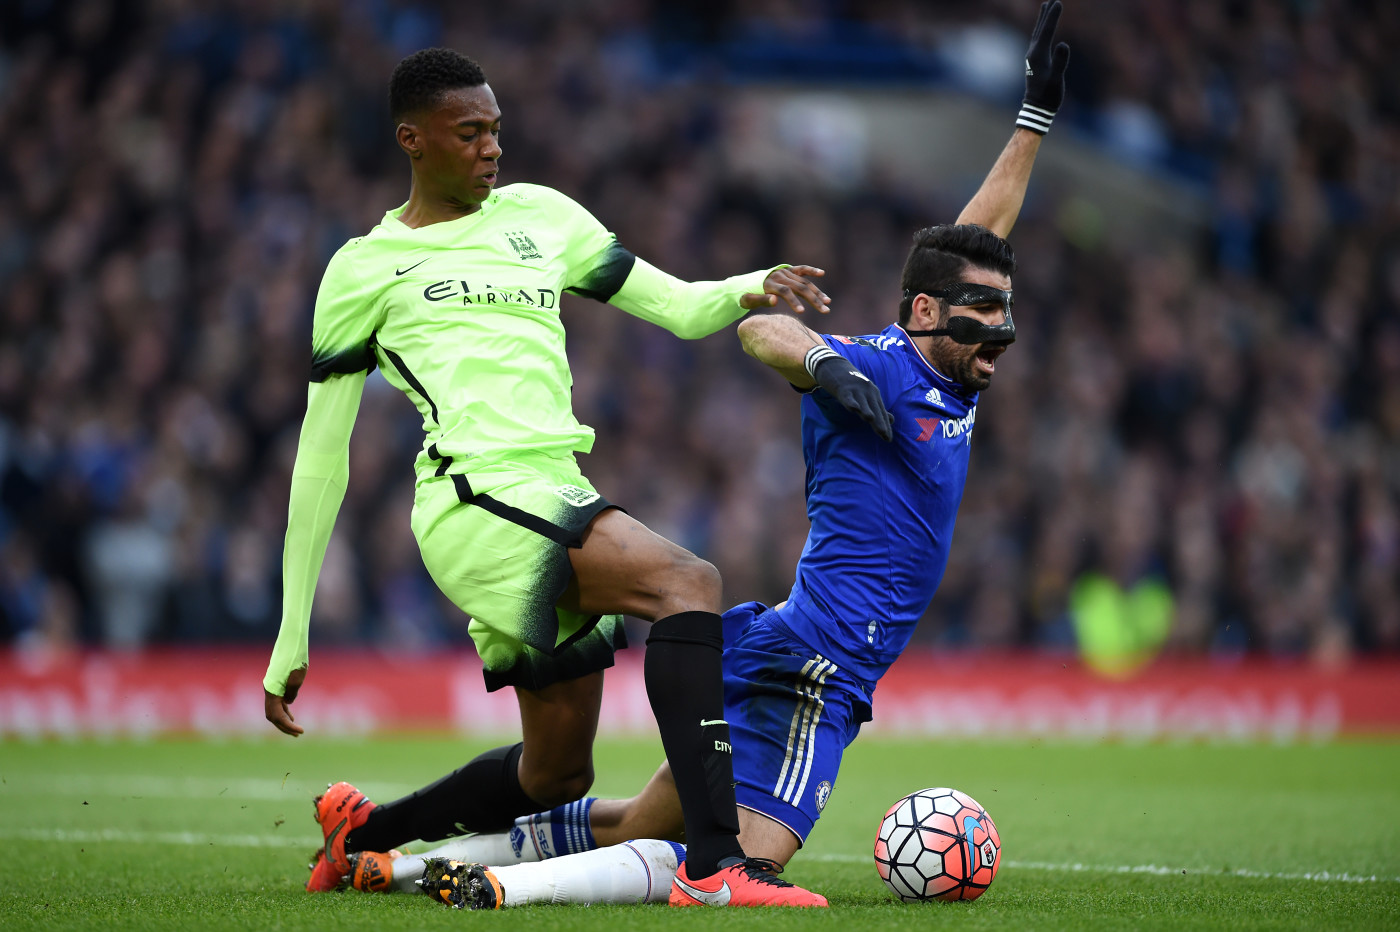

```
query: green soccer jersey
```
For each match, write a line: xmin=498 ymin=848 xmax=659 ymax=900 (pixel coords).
xmin=263 ymin=182 xmax=780 ymax=694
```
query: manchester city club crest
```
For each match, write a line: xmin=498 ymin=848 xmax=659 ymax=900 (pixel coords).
xmin=505 ymin=230 xmax=543 ymax=260
xmin=815 ymin=780 xmax=833 ymax=812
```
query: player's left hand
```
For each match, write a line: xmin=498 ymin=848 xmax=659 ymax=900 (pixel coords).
xmin=809 ymin=351 xmax=895 ymax=442
xmin=265 ymin=666 xmax=307 ymax=737
xmin=743 ymin=265 xmax=830 ymax=314
xmin=1018 ymin=1 xmax=1071 ymax=135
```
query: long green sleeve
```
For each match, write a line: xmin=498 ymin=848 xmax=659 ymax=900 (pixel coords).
xmin=263 ymin=372 xmax=366 ymax=695
xmin=608 ymin=257 xmax=786 ymax=340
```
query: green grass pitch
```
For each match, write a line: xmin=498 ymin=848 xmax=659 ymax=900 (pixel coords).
xmin=2 ymin=735 xmax=1397 ymax=930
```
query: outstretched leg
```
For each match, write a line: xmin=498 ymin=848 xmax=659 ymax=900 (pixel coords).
xmin=419 ymin=839 xmax=686 ymax=908
xmin=563 ymin=508 xmax=742 ymax=879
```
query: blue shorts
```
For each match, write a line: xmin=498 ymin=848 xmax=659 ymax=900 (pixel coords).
xmin=721 ymin=601 xmax=873 ymax=844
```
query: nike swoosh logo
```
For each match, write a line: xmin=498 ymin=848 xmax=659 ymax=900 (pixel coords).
xmin=699 ymin=719 xmax=727 ymax=727
xmin=963 ymin=815 xmax=982 ymax=870
xmin=324 ymin=818 xmax=346 ymax=862
xmin=396 ymin=259 xmax=428 ymax=276
xmin=674 ymin=875 xmax=732 ymax=906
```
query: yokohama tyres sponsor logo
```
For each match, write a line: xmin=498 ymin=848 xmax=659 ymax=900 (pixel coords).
xmin=942 ymin=406 xmax=976 ymax=439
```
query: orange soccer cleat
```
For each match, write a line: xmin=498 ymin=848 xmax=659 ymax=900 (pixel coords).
xmin=669 ymin=856 xmax=828 ymax=908
xmin=313 ymin=781 xmax=377 ymax=875
xmin=347 ymin=849 xmax=407 ymax=893
xmin=306 ymin=851 xmax=344 ymax=893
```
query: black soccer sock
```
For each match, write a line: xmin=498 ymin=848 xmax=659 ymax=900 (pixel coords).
xmin=644 ymin=611 xmax=743 ymax=879
xmin=344 ymin=742 xmax=539 ymax=852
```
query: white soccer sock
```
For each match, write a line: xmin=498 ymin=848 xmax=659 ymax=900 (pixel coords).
xmin=386 ymin=799 xmax=605 ymax=894
xmin=388 ymin=832 xmax=543 ymax=893
xmin=493 ymin=839 xmax=685 ymax=906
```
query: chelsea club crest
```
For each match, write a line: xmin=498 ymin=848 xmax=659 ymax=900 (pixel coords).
xmin=815 ymin=780 xmax=833 ymax=812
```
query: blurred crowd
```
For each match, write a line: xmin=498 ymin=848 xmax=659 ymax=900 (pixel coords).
xmin=1 ymin=0 xmax=1397 ymax=664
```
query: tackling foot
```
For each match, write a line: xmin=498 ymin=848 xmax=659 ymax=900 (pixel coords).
xmin=312 ymin=781 xmax=376 ymax=875
xmin=669 ymin=856 xmax=828 ymax=907
xmin=306 ymin=851 xmax=343 ymax=893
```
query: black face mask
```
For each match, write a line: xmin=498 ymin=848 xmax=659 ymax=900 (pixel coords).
xmin=902 ymin=283 xmax=1016 ymax=345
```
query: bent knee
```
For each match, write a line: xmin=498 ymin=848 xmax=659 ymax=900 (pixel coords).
xmin=520 ymin=763 xmax=595 ymax=808
xmin=673 ymin=553 xmax=722 ymax=605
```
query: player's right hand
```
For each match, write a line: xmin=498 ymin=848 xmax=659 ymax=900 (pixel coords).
xmin=265 ymin=666 xmax=307 ymax=736
xmin=742 ymin=265 xmax=830 ymax=314
xmin=811 ymin=354 xmax=895 ymax=442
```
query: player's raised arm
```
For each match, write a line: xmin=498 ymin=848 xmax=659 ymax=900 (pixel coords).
xmin=737 ymin=314 xmax=894 ymax=441
xmin=545 ymin=183 xmax=829 ymax=337
xmin=954 ymin=1 xmax=1070 ymax=238
xmin=607 ymin=260 xmax=831 ymax=340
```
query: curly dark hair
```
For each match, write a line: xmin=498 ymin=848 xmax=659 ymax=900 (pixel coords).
xmin=898 ymin=224 xmax=1017 ymax=325
xmin=389 ymin=48 xmax=487 ymax=122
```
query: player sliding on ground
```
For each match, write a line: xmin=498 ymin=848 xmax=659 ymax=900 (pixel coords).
xmin=264 ymin=46 xmax=837 ymax=907
xmin=333 ymin=1 xmax=1072 ymax=909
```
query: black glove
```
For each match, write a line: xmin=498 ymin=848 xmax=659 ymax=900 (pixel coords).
xmin=804 ymin=345 xmax=894 ymax=442
xmin=1017 ymin=1 xmax=1071 ymax=135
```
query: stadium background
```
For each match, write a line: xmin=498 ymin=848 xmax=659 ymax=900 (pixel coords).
xmin=2 ymin=0 xmax=1399 ymax=736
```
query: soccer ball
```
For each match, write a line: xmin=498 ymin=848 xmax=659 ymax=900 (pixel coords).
xmin=873 ymin=787 xmax=1001 ymax=902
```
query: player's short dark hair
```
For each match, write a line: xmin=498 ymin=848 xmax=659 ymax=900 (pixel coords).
xmin=389 ymin=48 xmax=487 ymax=122
xmin=898 ymin=224 xmax=1017 ymax=325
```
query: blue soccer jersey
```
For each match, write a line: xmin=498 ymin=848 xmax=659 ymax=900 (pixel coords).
xmin=768 ymin=323 xmax=978 ymax=688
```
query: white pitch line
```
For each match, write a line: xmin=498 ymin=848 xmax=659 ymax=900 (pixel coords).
xmin=808 ymin=852 xmax=1400 ymax=885
xmin=2 ymin=828 xmax=1395 ymax=886
xmin=0 ymin=827 xmax=309 ymax=848
xmin=0 ymin=774 xmax=419 ymax=801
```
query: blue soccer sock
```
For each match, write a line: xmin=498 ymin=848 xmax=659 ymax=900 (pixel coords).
xmin=514 ymin=797 xmax=599 ymax=859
